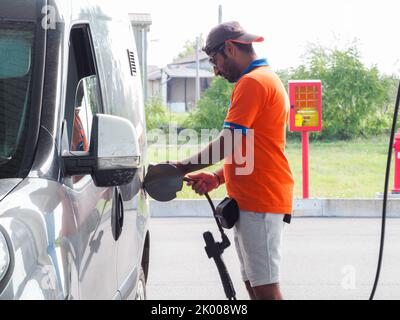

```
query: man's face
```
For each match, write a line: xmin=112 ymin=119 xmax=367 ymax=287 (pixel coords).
xmin=209 ymin=46 xmax=241 ymax=83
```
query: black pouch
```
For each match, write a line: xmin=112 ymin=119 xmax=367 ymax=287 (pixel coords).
xmin=215 ymin=197 xmax=240 ymax=229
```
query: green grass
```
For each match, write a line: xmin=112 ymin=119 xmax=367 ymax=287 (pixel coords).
xmin=148 ymin=136 xmax=393 ymax=199
xmin=286 ymin=137 xmax=391 ymax=198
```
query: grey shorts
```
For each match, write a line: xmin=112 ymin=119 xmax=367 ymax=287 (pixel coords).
xmin=233 ymin=211 xmax=285 ymax=287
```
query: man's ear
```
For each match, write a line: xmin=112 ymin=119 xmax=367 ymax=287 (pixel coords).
xmin=224 ymin=41 xmax=237 ymax=57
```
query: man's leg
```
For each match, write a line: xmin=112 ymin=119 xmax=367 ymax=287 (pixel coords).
xmin=244 ymin=281 xmax=256 ymax=300
xmin=234 ymin=224 xmax=255 ymax=299
xmin=236 ymin=212 xmax=285 ymax=300
xmin=252 ymin=283 xmax=283 ymax=300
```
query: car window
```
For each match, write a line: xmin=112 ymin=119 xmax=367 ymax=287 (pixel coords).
xmin=0 ymin=21 xmax=35 ymax=178
xmin=64 ymin=25 xmax=102 ymax=183
xmin=65 ymin=25 xmax=101 ymax=153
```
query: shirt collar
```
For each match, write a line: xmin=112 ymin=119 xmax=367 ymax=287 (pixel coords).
xmin=241 ymin=58 xmax=269 ymax=77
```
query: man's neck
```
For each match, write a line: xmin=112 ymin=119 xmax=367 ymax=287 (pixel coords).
xmin=238 ymin=54 xmax=259 ymax=74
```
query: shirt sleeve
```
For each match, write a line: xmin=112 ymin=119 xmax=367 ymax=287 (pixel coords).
xmin=224 ymin=77 xmax=264 ymax=134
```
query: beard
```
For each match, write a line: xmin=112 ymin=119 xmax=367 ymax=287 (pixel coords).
xmin=220 ymin=58 xmax=242 ymax=83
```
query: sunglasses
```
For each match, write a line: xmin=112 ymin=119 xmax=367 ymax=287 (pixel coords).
xmin=208 ymin=43 xmax=225 ymax=67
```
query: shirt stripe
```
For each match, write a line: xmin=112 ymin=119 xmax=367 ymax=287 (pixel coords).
xmin=223 ymin=121 xmax=249 ymax=134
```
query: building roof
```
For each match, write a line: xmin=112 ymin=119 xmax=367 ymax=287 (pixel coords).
xmin=147 ymin=65 xmax=160 ymax=74
xmin=147 ymin=67 xmax=162 ymax=81
xmin=171 ymin=51 xmax=209 ymax=65
xmin=166 ymin=67 xmax=214 ymax=78
xmin=129 ymin=13 xmax=152 ymax=26
xmin=148 ymin=66 xmax=214 ymax=81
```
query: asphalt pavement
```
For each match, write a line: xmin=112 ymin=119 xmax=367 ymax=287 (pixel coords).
xmin=146 ymin=217 xmax=400 ymax=300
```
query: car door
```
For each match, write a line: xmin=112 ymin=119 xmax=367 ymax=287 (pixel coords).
xmin=61 ymin=24 xmax=118 ymax=300
xmin=89 ymin=17 xmax=146 ymax=299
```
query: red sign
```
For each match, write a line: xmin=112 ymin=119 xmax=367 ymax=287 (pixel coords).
xmin=288 ymin=80 xmax=322 ymax=199
xmin=289 ymin=80 xmax=322 ymax=132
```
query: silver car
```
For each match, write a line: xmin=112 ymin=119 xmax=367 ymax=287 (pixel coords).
xmin=0 ymin=0 xmax=150 ymax=299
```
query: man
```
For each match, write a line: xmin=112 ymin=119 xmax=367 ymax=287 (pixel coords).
xmin=172 ymin=21 xmax=294 ymax=300
xmin=71 ymin=106 xmax=88 ymax=152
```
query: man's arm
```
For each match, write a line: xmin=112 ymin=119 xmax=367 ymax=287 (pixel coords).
xmin=175 ymin=128 xmax=240 ymax=174
xmin=214 ymin=167 xmax=225 ymax=185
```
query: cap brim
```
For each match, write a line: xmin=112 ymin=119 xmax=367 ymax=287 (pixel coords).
xmin=229 ymin=33 xmax=264 ymax=44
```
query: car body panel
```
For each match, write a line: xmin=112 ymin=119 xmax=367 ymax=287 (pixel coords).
xmin=0 ymin=179 xmax=22 ymax=202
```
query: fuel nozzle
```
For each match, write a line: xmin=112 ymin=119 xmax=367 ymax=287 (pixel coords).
xmin=203 ymin=231 xmax=231 ymax=259
xmin=203 ymin=231 xmax=236 ymax=300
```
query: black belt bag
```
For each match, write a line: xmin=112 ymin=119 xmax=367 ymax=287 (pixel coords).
xmin=215 ymin=197 xmax=292 ymax=229
xmin=215 ymin=197 xmax=239 ymax=229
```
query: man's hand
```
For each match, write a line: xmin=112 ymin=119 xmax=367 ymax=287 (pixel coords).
xmin=185 ymin=172 xmax=220 ymax=196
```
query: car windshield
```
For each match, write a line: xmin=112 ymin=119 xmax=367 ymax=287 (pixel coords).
xmin=0 ymin=21 xmax=35 ymax=178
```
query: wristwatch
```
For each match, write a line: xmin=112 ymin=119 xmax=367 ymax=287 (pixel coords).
xmin=213 ymin=172 xmax=221 ymax=187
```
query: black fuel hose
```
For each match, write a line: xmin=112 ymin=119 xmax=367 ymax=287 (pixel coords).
xmin=183 ymin=177 xmax=237 ymax=300
xmin=369 ymin=81 xmax=400 ymax=300
xmin=183 ymin=177 xmax=226 ymax=235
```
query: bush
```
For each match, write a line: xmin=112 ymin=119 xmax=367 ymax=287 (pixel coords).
xmin=289 ymin=44 xmax=395 ymax=140
xmin=145 ymin=97 xmax=168 ymax=131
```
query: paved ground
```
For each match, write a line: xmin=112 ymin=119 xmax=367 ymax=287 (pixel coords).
xmin=146 ymin=217 xmax=400 ymax=300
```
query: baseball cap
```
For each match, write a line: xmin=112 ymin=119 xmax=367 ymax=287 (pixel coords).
xmin=203 ymin=21 xmax=264 ymax=55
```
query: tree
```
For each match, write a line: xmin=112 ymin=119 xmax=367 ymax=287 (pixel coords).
xmin=175 ymin=36 xmax=204 ymax=60
xmin=290 ymin=44 xmax=392 ymax=139
xmin=185 ymin=76 xmax=234 ymax=132
xmin=185 ymin=42 xmax=398 ymax=140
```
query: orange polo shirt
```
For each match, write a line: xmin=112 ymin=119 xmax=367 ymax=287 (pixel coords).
xmin=223 ymin=59 xmax=294 ymax=214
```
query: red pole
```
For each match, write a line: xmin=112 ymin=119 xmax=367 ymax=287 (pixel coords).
xmin=302 ymin=131 xmax=309 ymax=199
xmin=393 ymin=130 xmax=400 ymax=193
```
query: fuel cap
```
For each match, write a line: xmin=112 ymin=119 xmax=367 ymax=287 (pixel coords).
xmin=143 ymin=163 xmax=185 ymax=202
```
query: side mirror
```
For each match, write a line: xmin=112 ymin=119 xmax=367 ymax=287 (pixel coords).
xmin=62 ymin=114 xmax=141 ymax=187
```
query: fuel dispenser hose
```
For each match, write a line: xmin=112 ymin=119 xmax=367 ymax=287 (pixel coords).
xmin=369 ymin=81 xmax=400 ymax=300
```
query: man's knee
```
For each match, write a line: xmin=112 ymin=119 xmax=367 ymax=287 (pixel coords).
xmin=252 ymin=283 xmax=283 ymax=300
xmin=245 ymin=281 xmax=256 ymax=300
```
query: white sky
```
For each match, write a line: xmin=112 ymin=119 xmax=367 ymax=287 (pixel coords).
xmin=126 ymin=0 xmax=400 ymax=75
